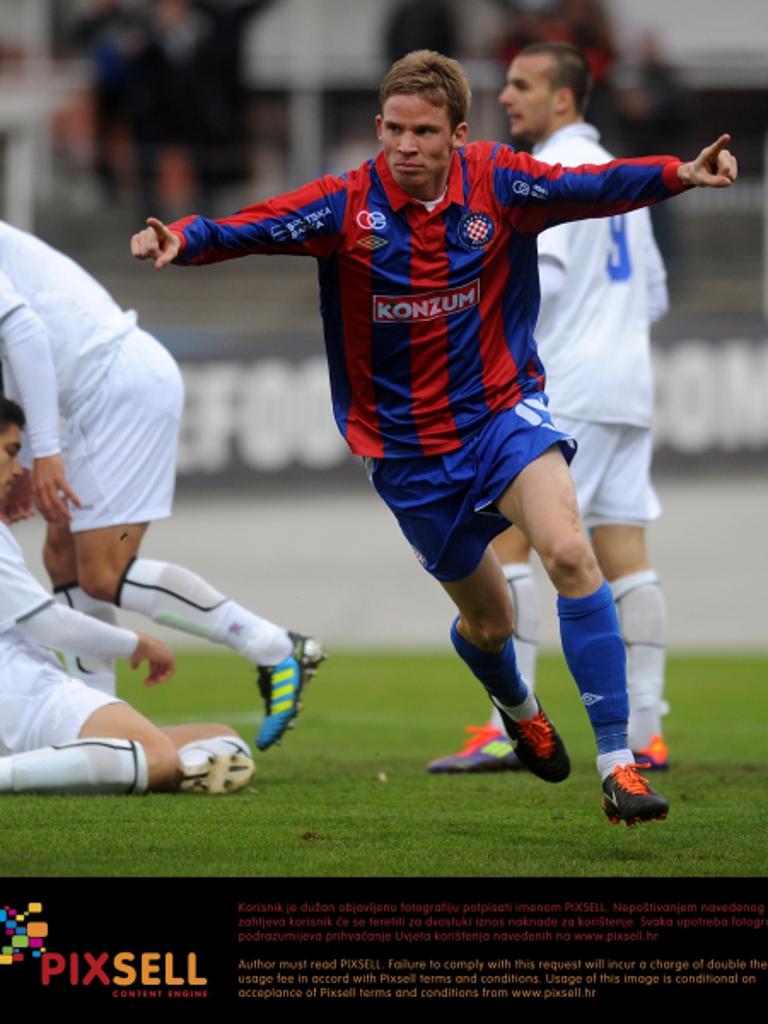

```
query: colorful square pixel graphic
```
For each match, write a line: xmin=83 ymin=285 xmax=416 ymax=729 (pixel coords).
xmin=0 ymin=904 xmax=47 ymax=966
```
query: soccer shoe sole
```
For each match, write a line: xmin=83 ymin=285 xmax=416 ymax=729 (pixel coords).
xmin=602 ymin=799 xmax=669 ymax=828
xmin=180 ymin=753 xmax=255 ymax=795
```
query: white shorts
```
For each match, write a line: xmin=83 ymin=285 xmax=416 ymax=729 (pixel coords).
xmin=0 ymin=631 xmax=122 ymax=755
xmin=558 ymin=415 xmax=661 ymax=529
xmin=64 ymin=329 xmax=184 ymax=533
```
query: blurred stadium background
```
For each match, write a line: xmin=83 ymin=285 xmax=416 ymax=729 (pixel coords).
xmin=3 ymin=0 xmax=766 ymax=652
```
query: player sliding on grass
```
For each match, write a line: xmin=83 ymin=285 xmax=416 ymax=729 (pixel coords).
xmin=131 ymin=50 xmax=736 ymax=825
xmin=0 ymin=396 xmax=254 ymax=796
xmin=0 ymin=220 xmax=323 ymax=752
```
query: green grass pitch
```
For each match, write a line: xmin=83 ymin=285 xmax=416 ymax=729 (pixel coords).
xmin=4 ymin=651 xmax=766 ymax=877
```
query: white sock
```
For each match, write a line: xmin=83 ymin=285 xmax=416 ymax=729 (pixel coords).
xmin=54 ymin=584 xmax=118 ymax=696
xmin=117 ymin=558 xmax=293 ymax=665
xmin=178 ymin=735 xmax=251 ymax=767
xmin=490 ymin=706 xmax=505 ymax=731
xmin=492 ymin=689 xmax=539 ymax=723
xmin=0 ymin=738 xmax=148 ymax=795
xmin=596 ymin=748 xmax=635 ymax=780
xmin=611 ymin=570 xmax=667 ymax=750
xmin=489 ymin=562 xmax=540 ymax=732
xmin=502 ymin=562 xmax=540 ymax=690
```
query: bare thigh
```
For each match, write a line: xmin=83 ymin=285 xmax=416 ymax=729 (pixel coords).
xmin=496 ymin=448 xmax=601 ymax=597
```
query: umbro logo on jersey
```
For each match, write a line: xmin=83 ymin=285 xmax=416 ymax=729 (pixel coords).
xmin=373 ymin=279 xmax=480 ymax=323
xmin=357 ymin=235 xmax=388 ymax=251
xmin=457 ymin=211 xmax=495 ymax=250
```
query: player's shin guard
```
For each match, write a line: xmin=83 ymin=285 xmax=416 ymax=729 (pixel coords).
xmin=116 ymin=558 xmax=292 ymax=664
xmin=611 ymin=571 xmax=667 ymax=751
xmin=450 ymin=617 xmax=534 ymax=717
xmin=558 ymin=582 xmax=630 ymax=756
xmin=0 ymin=739 xmax=148 ymax=795
xmin=491 ymin=562 xmax=540 ymax=732
xmin=54 ymin=583 xmax=118 ymax=696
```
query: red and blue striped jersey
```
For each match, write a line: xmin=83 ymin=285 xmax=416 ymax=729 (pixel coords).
xmin=170 ymin=141 xmax=685 ymax=457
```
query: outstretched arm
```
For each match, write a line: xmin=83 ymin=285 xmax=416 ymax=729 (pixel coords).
xmin=677 ymin=134 xmax=737 ymax=188
xmin=130 ymin=175 xmax=349 ymax=268
xmin=130 ymin=217 xmax=181 ymax=269
xmin=496 ymin=133 xmax=737 ymax=236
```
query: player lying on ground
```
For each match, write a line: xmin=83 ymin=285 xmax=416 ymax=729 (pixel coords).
xmin=0 ymin=220 xmax=323 ymax=751
xmin=429 ymin=43 xmax=672 ymax=776
xmin=131 ymin=50 xmax=736 ymax=825
xmin=0 ymin=395 xmax=254 ymax=796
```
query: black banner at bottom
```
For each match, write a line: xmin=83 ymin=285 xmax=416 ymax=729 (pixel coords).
xmin=2 ymin=877 xmax=765 ymax=1007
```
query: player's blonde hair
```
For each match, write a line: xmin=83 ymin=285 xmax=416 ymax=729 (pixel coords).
xmin=379 ymin=50 xmax=471 ymax=130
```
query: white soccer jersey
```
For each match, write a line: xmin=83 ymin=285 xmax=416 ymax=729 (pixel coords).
xmin=0 ymin=522 xmax=52 ymax=634
xmin=0 ymin=220 xmax=137 ymax=426
xmin=0 ymin=524 xmax=124 ymax=756
xmin=533 ymin=123 xmax=667 ymax=427
xmin=0 ymin=521 xmax=61 ymax=694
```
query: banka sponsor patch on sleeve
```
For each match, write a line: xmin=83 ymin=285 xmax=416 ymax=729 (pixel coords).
xmin=372 ymin=279 xmax=480 ymax=324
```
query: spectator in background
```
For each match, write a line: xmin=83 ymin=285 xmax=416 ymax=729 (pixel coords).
xmin=560 ymin=0 xmax=617 ymax=135
xmin=193 ymin=1 xmax=277 ymax=193
xmin=494 ymin=1 xmax=567 ymax=70
xmin=74 ymin=0 xmax=275 ymax=213
xmin=126 ymin=0 xmax=216 ymax=218
xmin=73 ymin=0 xmax=145 ymax=203
xmin=493 ymin=0 xmax=618 ymax=143
xmin=385 ymin=0 xmax=459 ymax=63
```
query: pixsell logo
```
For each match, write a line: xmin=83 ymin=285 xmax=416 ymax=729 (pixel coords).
xmin=0 ymin=903 xmax=48 ymax=964
xmin=40 ymin=951 xmax=207 ymax=988
xmin=2 ymin=899 xmax=208 ymax=996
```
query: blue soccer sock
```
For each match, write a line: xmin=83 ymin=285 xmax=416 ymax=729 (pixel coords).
xmin=557 ymin=582 xmax=629 ymax=755
xmin=450 ymin=617 xmax=534 ymax=717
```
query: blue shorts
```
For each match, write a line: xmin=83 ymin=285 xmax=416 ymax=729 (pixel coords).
xmin=367 ymin=399 xmax=575 ymax=582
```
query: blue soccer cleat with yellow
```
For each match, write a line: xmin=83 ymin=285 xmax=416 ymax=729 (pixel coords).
xmin=255 ymin=633 xmax=325 ymax=751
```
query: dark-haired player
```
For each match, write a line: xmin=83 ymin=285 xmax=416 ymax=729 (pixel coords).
xmin=0 ymin=223 xmax=323 ymax=751
xmin=0 ymin=394 xmax=254 ymax=796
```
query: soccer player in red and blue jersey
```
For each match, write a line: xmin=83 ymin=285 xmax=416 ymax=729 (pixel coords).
xmin=132 ymin=50 xmax=736 ymax=825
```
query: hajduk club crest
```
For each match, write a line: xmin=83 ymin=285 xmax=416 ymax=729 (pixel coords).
xmin=458 ymin=211 xmax=495 ymax=250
